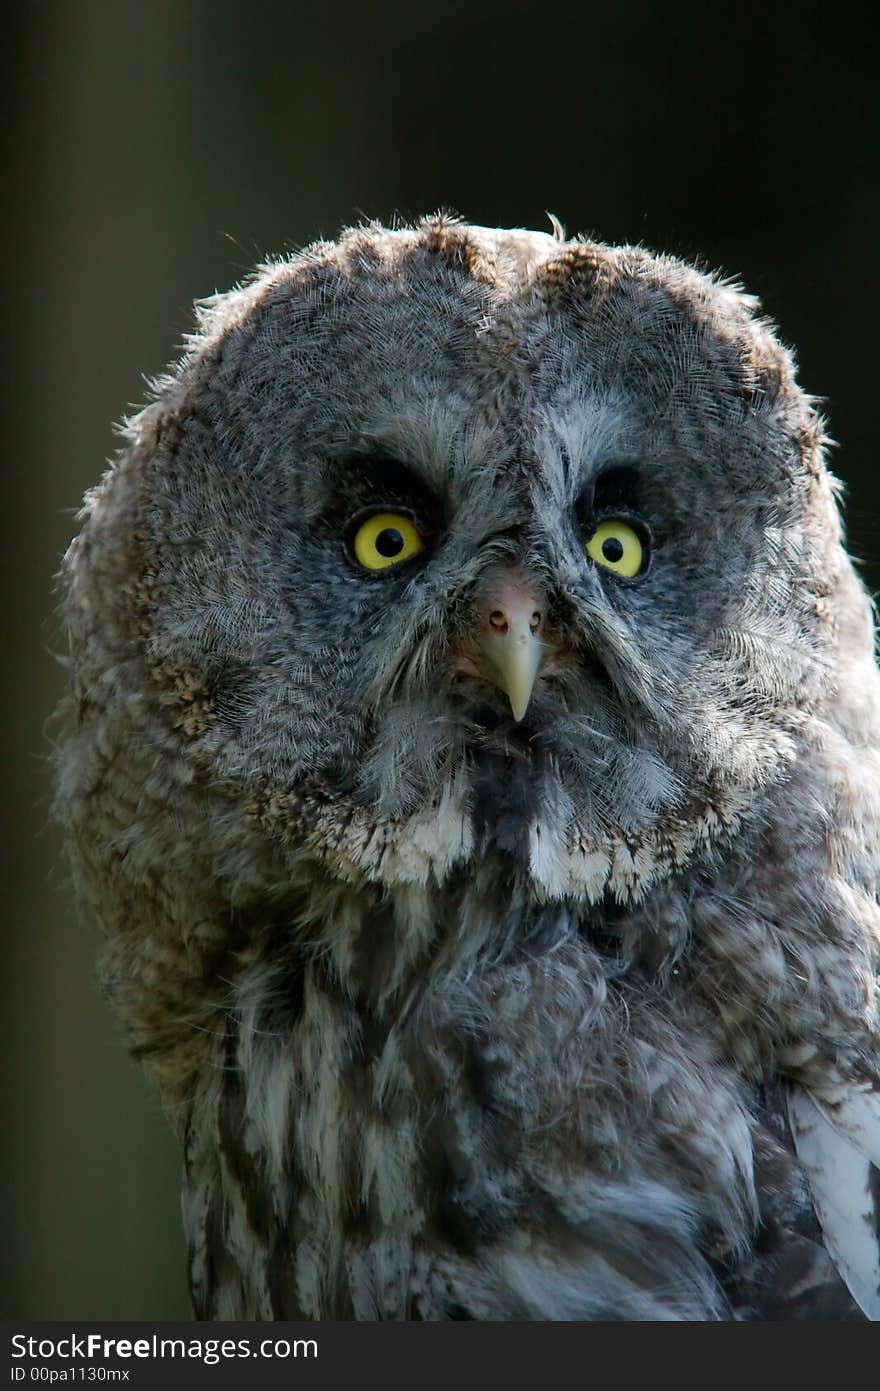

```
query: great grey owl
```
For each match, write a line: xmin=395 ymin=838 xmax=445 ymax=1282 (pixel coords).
xmin=55 ymin=217 xmax=880 ymax=1320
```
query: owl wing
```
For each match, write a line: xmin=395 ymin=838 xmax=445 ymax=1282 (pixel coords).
xmin=788 ymin=1083 xmax=880 ymax=1319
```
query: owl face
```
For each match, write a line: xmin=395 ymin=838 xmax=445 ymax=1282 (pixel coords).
xmin=126 ymin=220 xmax=839 ymax=906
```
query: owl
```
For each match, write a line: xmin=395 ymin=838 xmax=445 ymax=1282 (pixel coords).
xmin=55 ymin=216 xmax=880 ymax=1321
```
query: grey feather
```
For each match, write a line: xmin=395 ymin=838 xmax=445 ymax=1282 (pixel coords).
xmin=788 ymin=1087 xmax=880 ymax=1318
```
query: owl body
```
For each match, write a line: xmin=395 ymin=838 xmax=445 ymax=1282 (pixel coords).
xmin=57 ymin=219 xmax=880 ymax=1319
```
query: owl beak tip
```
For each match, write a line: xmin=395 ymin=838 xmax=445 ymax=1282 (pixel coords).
xmin=507 ymin=660 xmax=538 ymax=721
xmin=475 ymin=628 xmax=543 ymax=724
xmin=509 ymin=695 xmax=531 ymax=723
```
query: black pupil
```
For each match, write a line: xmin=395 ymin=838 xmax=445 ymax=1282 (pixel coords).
xmin=601 ymin=536 xmax=624 ymax=563
xmin=376 ymin=527 xmax=405 ymax=558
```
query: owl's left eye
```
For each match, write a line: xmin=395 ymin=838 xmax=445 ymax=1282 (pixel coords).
xmin=351 ymin=511 xmax=425 ymax=571
xmin=585 ymin=518 xmax=647 ymax=578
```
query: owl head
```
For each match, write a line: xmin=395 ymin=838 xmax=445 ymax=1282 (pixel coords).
xmin=59 ymin=217 xmax=859 ymax=930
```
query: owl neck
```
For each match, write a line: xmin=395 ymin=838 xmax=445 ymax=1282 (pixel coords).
xmin=295 ymin=851 xmax=586 ymax=1012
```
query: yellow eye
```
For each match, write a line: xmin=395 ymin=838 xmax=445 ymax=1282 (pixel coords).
xmin=352 ymin=512 xmax=424 ymax=570
xmin=586 ymin=518 xmax=645 ymax=578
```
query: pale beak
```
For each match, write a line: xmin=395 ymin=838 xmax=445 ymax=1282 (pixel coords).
xmin=472 ymin=605 xmax=544 ymax=722
xmin=465 ymin=569 xmax=551 ymax=722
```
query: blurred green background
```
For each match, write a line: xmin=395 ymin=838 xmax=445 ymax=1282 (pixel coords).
xmin=4 ymin=0 xmax=878 ymax=1319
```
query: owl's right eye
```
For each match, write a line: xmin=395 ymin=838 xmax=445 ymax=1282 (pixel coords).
xmin=350 ymin=511 xmax=425 ymax=571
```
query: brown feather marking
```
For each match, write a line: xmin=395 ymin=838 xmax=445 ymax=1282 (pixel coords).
xmin=538 ymin=241 xmax=617 ymax=313
xmin=422 ymin=216 xmax=498 ymax=284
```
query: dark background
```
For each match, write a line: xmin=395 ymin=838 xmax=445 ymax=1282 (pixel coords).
xmin=3 ymin=0 xmax=877 ymax=1318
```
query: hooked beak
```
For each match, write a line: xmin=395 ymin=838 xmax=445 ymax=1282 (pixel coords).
xmin=471 ymin=596 xmax=545 ymax=722
xmin=453 ymin=566 xmax=560 ymax=722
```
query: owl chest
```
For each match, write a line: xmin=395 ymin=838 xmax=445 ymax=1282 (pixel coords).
xmin=195 ymin=939 xmax=758 ymax=1319
xmin=201 ymin=976 xmax=539 ymax=1318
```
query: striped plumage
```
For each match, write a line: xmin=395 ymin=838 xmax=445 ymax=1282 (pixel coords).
xmin=56 ymin=219 xmax=880 ymax=1319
